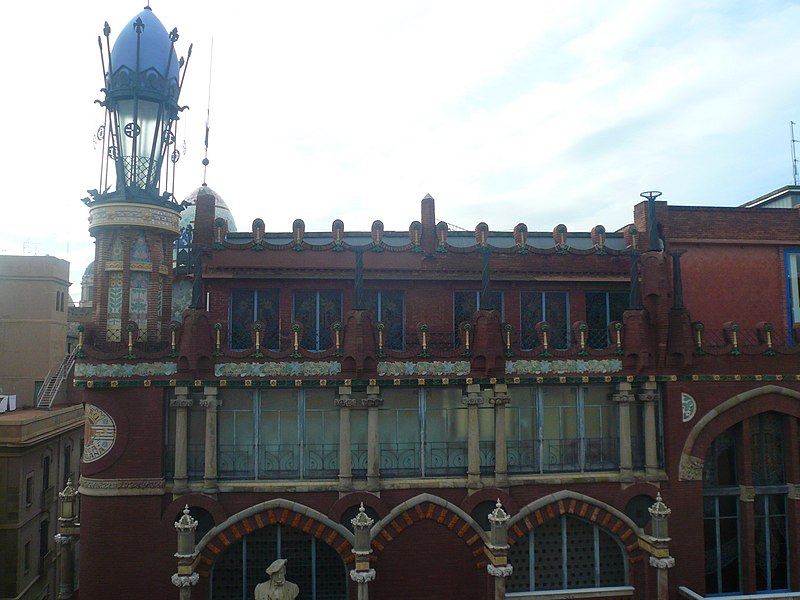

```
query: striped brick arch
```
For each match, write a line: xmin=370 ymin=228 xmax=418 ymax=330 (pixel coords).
xmin=370 ymin=495 xmax=489 ymax=569
xmin=507 ymin=492 xmax=641 ymax=557
xmin=194 ymin=502 xmax=354 ymax=578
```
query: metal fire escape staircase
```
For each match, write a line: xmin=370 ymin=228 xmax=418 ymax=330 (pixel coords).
xmin=36 ymin=346 xmax=79 ymax=409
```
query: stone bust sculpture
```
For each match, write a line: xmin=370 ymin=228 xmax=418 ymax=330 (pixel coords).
xmin=254 ymin=558 xmax=299 ymax=600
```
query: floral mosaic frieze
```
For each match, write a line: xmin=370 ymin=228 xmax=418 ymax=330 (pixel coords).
xmin=378 ymin=361 xmax=471 ymax=377
xmin=215 ymin=361 xmax=341 ymax=377
xmin=75 ymin=362 xmax=178 ymax=378
xmin=505 ymin=359 xmax=623 ymax=375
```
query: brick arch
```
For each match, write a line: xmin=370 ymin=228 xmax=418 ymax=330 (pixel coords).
xmin=507 ymin=490 xmax=641 ymax=557
xmin=370 ymin=493 xmax=488 ymax=568
xmin=679 ymin=385 xmax=800 ymax=481
xmin=193 ymin=499 xmax=354 ymax=578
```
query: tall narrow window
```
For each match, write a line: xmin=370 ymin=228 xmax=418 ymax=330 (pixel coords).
xmin=585 ymin=291 xmax=627 ymax=348
xmin=293 ymin=291 xmax=342 ymax=351
xmin=218 ymin=391 xmax=255 ymax=479
xmin=454 ymin=290 xmax=503 ymax=345
xmin=379 ymin=389 xmax=421 ymax=477
xmin=424 ymin=388 xmax=467 ymax=476
xmin=365 ymin=290 xmax=405 ymax=350
xmin=521 ymin=291 xmax=569 ymax=350
xmin=230 ymin=289 xmax=280 ymax=351
xmin=787 ymin=251 xmax=800 ymax=344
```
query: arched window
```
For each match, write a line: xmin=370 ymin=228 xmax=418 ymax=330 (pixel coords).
xmin=703 ymin=412 xmax=790 ymax=595
xmin=506 ymin=514 xmax=627 ymax=593
xmin=210 ymin=524 xmax=347 ymax=600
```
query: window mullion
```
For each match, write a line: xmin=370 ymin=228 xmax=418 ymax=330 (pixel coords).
xmin=299 ymin=391 xmax=306 ymax=479
xmin=593 ymin=524 xmax=600 ymax=587
xmin=420 ymin=389 xmax=426 ymax=477
xmin=254 ymin=391 xmax=260 ymax=480
xmin=561 ymin=514 xmax=568 ymax=589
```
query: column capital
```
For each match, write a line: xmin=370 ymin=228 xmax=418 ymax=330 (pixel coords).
xmin=170 ymin=397 xmax=194 ymax=408
xmin=487 ymin=564 xmax=514 ymax=578
xmin=349 ymin=568 xmax=376 ymax=583
xmin=362 ymin=395 xmax=383 ymax=408
xmin=463 ymin=392 xmax=483 ymax=406
xmin=489 ymin=393 xmax=510 ymax=406
xmin=638 ymin=390 xmax=661 ymax=403
xmin=171 ymin=573 xmax=200 ymax=587
xmin=648 ymin=556 xmax=675 ymax=570
xmin=336 ymin=395 xmax=356 ymax=408
xmin=613 ymin=391 xmax=636 ymax=403
xmin=200 ymin=397 xmax=221 ymax=408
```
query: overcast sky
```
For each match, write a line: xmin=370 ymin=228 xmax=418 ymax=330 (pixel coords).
xmin=3 ymin=1 xmax=800 ymax=299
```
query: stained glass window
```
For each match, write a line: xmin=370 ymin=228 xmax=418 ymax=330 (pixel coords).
xmin=230 ymin=289 xmax=280 ymax=351
xmin=586 ymin=291 xmax=627 ymax=348
xmin=520 ymin=291 xmax=569 ymax=350
xmin=453 ymin=290 xmax=503 ymax=346
xmin=364 ymin=290 xmax=404 ymax=350
xmin=293 ymin=291 xmax=342 ymax=351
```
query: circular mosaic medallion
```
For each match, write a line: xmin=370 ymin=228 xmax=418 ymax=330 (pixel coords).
xmin=83 ymin=404 xmax=117 ymax=463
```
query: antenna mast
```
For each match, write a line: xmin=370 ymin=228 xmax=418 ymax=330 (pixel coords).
xmin=791 ymin=121 xmax=799 ymax=185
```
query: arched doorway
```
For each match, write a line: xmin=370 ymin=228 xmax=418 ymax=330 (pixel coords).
xmin=210 ymin=524 xmax=348 ymax=600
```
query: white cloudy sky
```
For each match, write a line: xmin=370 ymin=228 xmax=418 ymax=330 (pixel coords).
xmin=2 ymin=0 xmax=800 ymax=299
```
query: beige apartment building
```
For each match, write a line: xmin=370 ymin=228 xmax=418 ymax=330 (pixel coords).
xmin=0 ymin=255 xmax=84 ymax=600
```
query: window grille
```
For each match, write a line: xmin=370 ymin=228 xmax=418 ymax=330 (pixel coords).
xmin=520 ymin=291 xmax=569 ymax=350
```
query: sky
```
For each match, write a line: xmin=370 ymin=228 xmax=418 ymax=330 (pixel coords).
xmin=2 ymin=0 xmax=800 ymax=300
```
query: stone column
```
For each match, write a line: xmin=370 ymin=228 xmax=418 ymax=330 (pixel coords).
xmin=639 ymin=381 xmax=660 ymax=479
xmin=486 ymin=500 xmax=513 ymax=600
xmin=200 ymin=387 xmax=220 ymax=495
xmin=613 ymin=382 xmax=635 ymax=481
xmin=336 ymin=385 xmax=355 ymax=491
xmin=463 ymin=384 xmax=483 ymax=490
xmin=647 ymin=493 xmax=675 ymax=600
xmin=171 ymin=387 xmax=192 ymax=496
xmin=349 ymin=503 xmax=376 ymax=600
xmin=54 ymin=535 xmax=74 ymax=599
xmin=491 ymin=384 xmax=510 ymax=488
xmin=363 ymin=385 xmax=383 ymax=491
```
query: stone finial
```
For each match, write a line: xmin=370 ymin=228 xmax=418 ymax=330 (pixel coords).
xmin=175 ymin=504 xmax=199 ymax=533
xmin=351 ymin=502 xmax=374 ymax=530
xmin=488 ymin=499 xmax=509 ymax=525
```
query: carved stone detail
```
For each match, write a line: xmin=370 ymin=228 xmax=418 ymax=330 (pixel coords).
xmin=679 ymin=454 xmax=704 ymax=481
xmin=487 ymin=564 xmax=514 ymax=578
xmin=79 ymin=476 xmax=165 ymax=496
xmin=170 ymin=398 xmax=194 ymax=408
xmin=171 ymin=573 xmax=199 ymax=587
xmin=335 ymin=396 xmax=356 ymax=408
xmin=349 ymin=569 xmax=377 ymax=583
xmin=489 ymin=394 xmax=510 ymax=406
xmin=54 ymin=534 xmax=73 ymax=546
xmin=361 ymin=395 xmax=383 ymax=408
xmin=649 ymin=556 xmax=675 ymax=569
xmin=462 ymin=393 xmax=483 ymax=406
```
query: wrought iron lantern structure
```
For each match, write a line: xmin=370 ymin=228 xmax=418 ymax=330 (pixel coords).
xmin=58 ymin=478 xmax=79 ymax=526
xmin=91 ymin=7 xmax=191 ymax=206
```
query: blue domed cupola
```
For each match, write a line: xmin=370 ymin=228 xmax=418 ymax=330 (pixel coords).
xmin=96 ymin=6 xmax=191 ymax=201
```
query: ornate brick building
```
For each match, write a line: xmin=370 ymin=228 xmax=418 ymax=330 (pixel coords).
xmin=73 ymin=7 xmax=800 ymax=600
